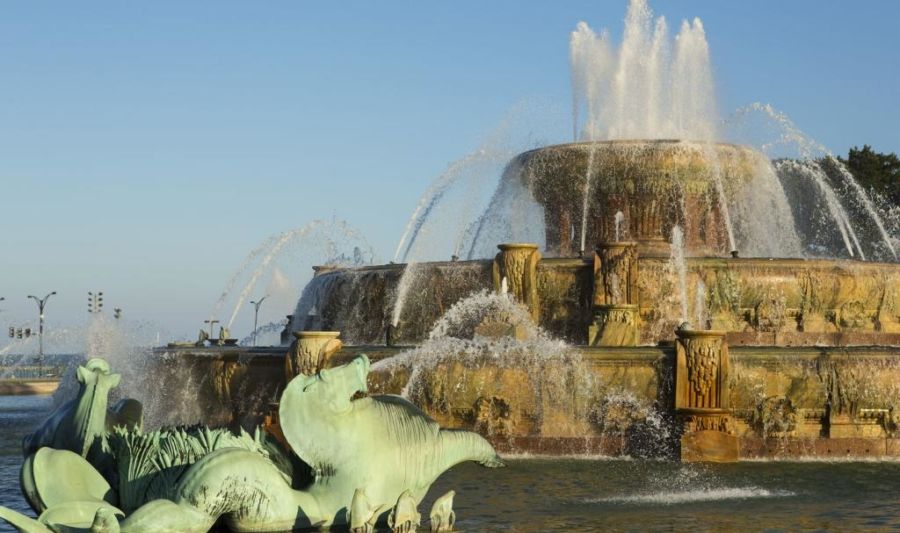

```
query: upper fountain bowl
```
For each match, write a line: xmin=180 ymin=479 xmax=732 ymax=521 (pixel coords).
xmin=510 ymin=140 xmax=769 ymax=257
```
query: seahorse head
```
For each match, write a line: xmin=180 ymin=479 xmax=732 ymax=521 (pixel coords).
xmin=283 ymin=355 xmax=369 ymax=416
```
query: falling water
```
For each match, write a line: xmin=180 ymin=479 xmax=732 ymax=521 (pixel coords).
xmin=700 ymin=144 xmax=738 ymax=253
xmin=695 ymin=280 xmax=707 ymax=330
xmin=614 ymin=211 xmax=625 ymax=242
xmin=775 ymin=160 xmax=862 ymax=259
xmin=827 ymin=156 xmax=898 ymax=260
xmin=670 ymin=226 xmax=689 ymax=324
xmin=391 ymin=262 xmax=419 ymax=328
xmin=579 ymin=144 xmax=599 ymax=255
xmin=725 ymin=102 xmax=897 ymax=260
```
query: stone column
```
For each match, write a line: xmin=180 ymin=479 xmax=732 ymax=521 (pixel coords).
xmin=589 ymin=241 xmax=639 ymax=346
xmin=493 ymin=243 xmax=541 ymax=322
xmin=284 ymin=331 xmax=343 ymax=381
xmin=674 ymin=328 xmax=738 ymax=462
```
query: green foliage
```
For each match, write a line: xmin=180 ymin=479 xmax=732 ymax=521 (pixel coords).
xmin=838 ymin=145 xmax=900 ymax=205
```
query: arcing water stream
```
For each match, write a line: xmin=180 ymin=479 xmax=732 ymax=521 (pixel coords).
xmin=209 ymin=218 xmax=375 ymax=343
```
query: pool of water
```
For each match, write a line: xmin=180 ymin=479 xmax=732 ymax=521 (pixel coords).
xmin=425 ymin=459 xmax=900 ymax=532
xmin=0 ymin=394 xmax=51 ymax=529
xmin=2 ymin=394 xmax=900 ymax=532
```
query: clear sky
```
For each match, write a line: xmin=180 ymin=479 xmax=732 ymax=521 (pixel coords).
xmin=1 ymin=1 xmax=899 ymax=348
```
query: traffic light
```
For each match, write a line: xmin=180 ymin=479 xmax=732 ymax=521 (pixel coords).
xmin=24 ymin=328 xmax=31 ymax=338
xmin=8 ymin=327 xmax=13 ymax=338
xmin=114 ymin=308 xmax=122 ymax=320
xmin=88 ymin=291 xmax=105 ymax=313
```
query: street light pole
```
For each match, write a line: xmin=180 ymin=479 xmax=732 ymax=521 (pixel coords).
xmin=249 ymin=296 xmax=268 ymax=347
xmin=204 ymin=319 xmax=219 ymax=340
xmin=27 ymin=291 xmax=57 ymax=376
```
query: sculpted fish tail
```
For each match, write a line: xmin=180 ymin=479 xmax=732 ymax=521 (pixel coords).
xmin=439 ymin=430 xmax=505 ymax=469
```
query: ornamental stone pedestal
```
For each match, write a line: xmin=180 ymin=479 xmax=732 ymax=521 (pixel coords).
xmin=674 ymin=328 xmax=739 ymax=462
xmin=589 ymin=242 xmax=639 ymax=346
xmin=493 ymin=243 xmax=541 ymax=322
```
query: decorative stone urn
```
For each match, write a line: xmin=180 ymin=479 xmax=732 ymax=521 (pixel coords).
xmin=285 ymin=331 xmax=343 ymax=381
xmin=674 ymin=328 xmax=738 ymax=462
xmin=590 ymin=242 xmax=639 ymax=346
xmin=492 ymin=243 xmax=541 ymax=322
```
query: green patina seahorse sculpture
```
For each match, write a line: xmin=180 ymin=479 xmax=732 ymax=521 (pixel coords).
xmin=278 ymin=354 xmax=504 ymax=526
xmin=2 ymin=355 xmax=502 ymax=532
xmin=23 ymin=358 xmax=142 ymax=466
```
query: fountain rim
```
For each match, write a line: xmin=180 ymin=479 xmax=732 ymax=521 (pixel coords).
xmin=309 ymin=255 xmax=900 ymax=276
xmin=513 ymin=139 xmax=759 ymax=159
xmin=675 ymin=328 xmax=727 ymax=340
xmin=596 ymin=240 xmax=639 ymax=250
xmin=496 ymin=243 xmax=541 ymax=252
xmin=292 ymin=331 xmax=342 ymax=339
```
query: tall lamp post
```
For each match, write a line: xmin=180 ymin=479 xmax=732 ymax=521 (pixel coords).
xmin=249 ymin=296 xmax=268 ymax=347
xmin=204 ymin=319 xmax=219 ymax=340
xmin=28 ymin=291 xmax=57 ymax=376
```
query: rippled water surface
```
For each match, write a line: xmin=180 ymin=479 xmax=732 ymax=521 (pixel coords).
xmin=1 ymin=394 xmax=51 ymax=532
xmin=2 ymin=394 xmax=900 ymax=532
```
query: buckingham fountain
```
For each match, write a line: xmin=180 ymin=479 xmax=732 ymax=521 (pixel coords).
xmin=4 ymin=0 xmax=900 ymax=531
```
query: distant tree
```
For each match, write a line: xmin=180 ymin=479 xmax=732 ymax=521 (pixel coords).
xmin=838 ymin=145 xmax=900 ymax=205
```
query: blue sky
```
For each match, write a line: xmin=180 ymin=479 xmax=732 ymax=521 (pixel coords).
xmin=1 ymin=1 xmax=899 ymax=347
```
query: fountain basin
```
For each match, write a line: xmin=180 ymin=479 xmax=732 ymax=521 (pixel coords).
xmin=511 ymin=140 xmax=765 ymax=257
xmin=158 ymin=343 xmax=900 ymax=459
xmin=298 ymin=256 xmax=900 ymax=347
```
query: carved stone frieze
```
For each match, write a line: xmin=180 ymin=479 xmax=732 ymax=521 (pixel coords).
xmin=753 ymin=297 xmax=786 ymax=332
xmin=473 ymin=396 xmax=514 ymax=438
xmin=839 ymin=300 xmax=871 ymax=330
xmin=680 ymin=410 xmax=735 ymax=434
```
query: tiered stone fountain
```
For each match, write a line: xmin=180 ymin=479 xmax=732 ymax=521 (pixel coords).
xmin=160 ymin=140 xmax=900 ymax=463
